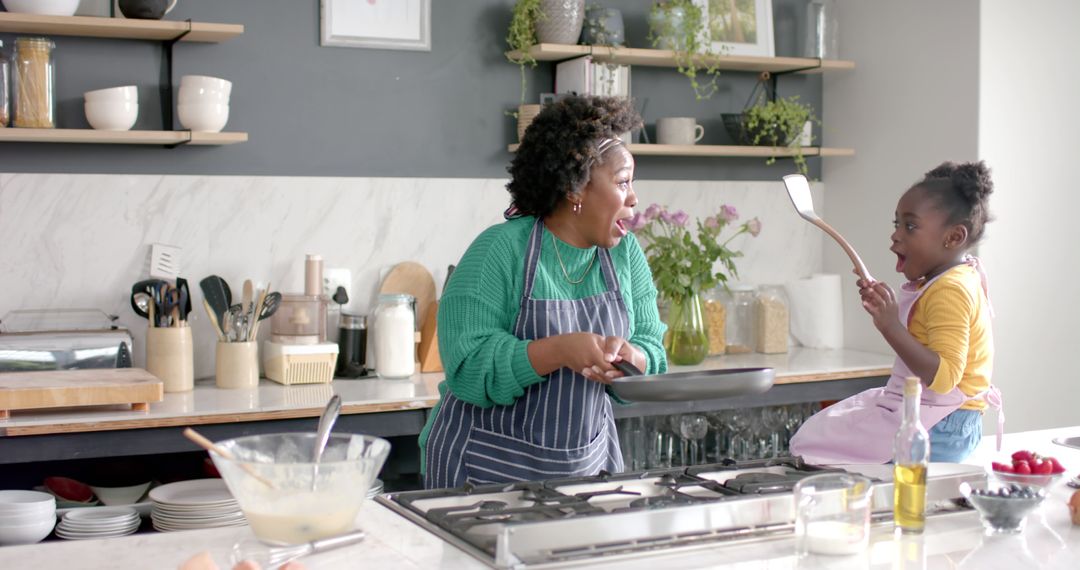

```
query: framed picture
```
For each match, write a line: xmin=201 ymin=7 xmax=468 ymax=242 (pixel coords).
xmin=320 ymin=0 xmax=432 ymax=51
xmin=705 ymin=0 xmax=774 ymax=57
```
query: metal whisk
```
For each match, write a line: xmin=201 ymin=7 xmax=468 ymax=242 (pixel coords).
xmin=231 ymin=530 xmax=366 ymax=568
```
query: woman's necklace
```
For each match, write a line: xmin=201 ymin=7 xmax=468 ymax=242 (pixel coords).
xmin=551 ymin=231 xmax=595 ymax=285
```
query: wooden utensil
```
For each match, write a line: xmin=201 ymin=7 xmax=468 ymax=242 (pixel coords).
xmin=782 ymin=174 xmax=874 ymax=282
xmin=203 ymin=298 xmax=226 ymax=341
xmin=182 ymin=427 xmax=276 ymax=490
xmin=418 ymin=302 xmax=442 ymax=373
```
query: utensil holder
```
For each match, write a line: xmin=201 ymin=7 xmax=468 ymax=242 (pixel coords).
xmin=216 ymin=341 xmax=259 ymax=389
xmin=146 ymin=326 xmax=193 ymax=393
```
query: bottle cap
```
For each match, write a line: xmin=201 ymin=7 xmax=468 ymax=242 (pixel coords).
xmin=903 ymin=376 xmax=921 ymax=395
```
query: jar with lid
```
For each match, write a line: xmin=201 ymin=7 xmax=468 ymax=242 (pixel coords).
xmin=12 ymin=37 xmax=55 ymax=129
xmin=0 ymin=40 xmax=10 ymax=127
xmin=336 ymin=313 xmax=368 ymax=378
xmin=755 ymin=285 xmax=790 ymax=354
xmin=725 ymin=284 xmax=757 ymax=354
xmin=373 ymin=293 xmax=416 ymax=379
xmin=702 ymin=286 xmax=730 ymax=356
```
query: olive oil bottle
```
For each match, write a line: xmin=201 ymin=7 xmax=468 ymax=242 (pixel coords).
xmin=893 ymin=376 xmax=929 ymax=533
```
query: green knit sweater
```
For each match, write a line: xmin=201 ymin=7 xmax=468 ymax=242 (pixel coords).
xmin=418 ymin=216 xmax=668 ymax=471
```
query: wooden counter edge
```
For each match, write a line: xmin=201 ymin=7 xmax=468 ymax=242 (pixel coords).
xmin=1 ymin=399 xmax=440 ymax=437
xmin=2 ymin=367 xmax=892 ymax=437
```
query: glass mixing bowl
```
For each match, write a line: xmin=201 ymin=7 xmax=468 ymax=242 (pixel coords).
xmin=211 ymin=433 xmax=390 ymax=545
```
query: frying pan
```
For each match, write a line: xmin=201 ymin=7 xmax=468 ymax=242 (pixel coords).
xmin=608 ymin=360 xmax=775 ymax=402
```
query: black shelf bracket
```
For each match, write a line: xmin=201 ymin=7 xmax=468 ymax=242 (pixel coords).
xmin=160 ymin=19 xmax=193 ymax=147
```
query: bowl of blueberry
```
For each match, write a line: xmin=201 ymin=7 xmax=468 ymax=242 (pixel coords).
xmin=960 ymin=481 xmax=1047 ymax=534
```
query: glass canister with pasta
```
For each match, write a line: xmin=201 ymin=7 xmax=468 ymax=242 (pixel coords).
xmin=702 ymin=286 xmax=729 ymax=356
xmin=12 ymin=37 xmax=56 ymax=129
xmin=755 ymin=284 xmax=790 ymax=354
xmin=0 ymin=40 xmax=9 ymax=128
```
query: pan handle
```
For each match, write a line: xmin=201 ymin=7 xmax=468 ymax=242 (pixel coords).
xmin=612 ymin=359 xmax=643 ymax=376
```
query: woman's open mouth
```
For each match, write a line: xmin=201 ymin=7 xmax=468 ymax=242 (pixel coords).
xmin=614 ymin=218 xmax=628 ymax=237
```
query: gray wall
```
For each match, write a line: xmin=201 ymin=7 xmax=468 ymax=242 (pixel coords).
xmin=0 ymin=0 xmax=824 ymax=180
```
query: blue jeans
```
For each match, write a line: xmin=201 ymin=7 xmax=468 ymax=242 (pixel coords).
xmin=928 ymin=409 xmax=983 ymax=462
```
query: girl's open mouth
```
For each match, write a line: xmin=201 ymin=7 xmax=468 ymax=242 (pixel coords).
xmin=895 ymin=253 xmax=906 ymax=273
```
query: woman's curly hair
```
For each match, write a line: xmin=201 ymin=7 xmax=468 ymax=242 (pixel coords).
xmin=507 ymin=96 xmax=642 ymax=218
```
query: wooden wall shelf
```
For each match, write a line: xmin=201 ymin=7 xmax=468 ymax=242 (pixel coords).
xmin=0 ymin=12 xmax=243 ymax=43
xmin=506 ymin=44 xmax=855 ymax=74
xmin=507 ymin=143 xmax=855 ymax=158
xmin=0 ymin=129 xmax=248 ymax=146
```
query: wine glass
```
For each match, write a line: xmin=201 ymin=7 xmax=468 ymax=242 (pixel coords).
xmin=678 ymin=414 xmax=709 ymax=465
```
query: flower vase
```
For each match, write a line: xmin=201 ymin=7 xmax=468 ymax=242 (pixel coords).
xmin=663 ymin=292 xmax=709 ymax=365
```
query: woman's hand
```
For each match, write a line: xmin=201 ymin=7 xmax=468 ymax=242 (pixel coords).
xmin=858 ymin=279 xmax=901 ymax=333
xmin=528 ymin=333 xmax=646 ymax=383
xmin=581 ymin=336 xmax=646 ymax=384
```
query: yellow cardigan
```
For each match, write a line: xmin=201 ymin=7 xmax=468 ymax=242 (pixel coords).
xmin=908 ymin=264 xmax=993 ymax=411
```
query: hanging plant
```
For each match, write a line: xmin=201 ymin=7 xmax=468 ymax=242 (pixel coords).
xmin=647 ymin=0 xmax=725 ymax=100
xmin=506 ymin=0 xmax=545 ymax=110
xmin=722 ymin=76 xmax=819 ymax=175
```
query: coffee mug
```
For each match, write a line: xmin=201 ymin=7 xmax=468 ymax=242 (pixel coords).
xmin=656 ymin=117 xmax=705 ymax=145
xmin=118 ymin=0 xmax=177 ymax=20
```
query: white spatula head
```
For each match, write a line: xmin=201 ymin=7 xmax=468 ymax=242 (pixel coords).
xmin=782 ymin=174 xmax=819 ymax=221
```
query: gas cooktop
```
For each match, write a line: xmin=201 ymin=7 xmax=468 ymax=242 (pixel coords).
xmin=377 ymin=458 xmax=982 ymax=569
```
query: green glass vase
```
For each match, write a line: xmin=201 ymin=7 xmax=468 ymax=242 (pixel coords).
xmin=663 ymin=292 xmax=709 ymax=365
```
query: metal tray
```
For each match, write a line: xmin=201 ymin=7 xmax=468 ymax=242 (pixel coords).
xmin=608 ymin=367 xmax=775 ymax=402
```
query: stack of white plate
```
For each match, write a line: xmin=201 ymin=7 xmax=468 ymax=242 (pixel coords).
xmin=367 ymin=478 xmax=384 ymax=499
xmin=55 ymin=507 xmax=140 ymax=540
xmin=149 ymin=479 xmax=246 ymax=532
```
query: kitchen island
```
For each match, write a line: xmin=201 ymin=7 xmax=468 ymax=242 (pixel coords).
xmin=0 ymin=348 xmax=892 ymax=464
xmin=2 ymin=426 xmax=1078 ymax=569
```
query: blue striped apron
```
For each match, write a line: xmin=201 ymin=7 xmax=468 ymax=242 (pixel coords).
xmin=424 ymin=219 xmax=627 ymax=488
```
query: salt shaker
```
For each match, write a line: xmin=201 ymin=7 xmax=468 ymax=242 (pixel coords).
xmin=373 ymin=293 xmax=416 ymax=379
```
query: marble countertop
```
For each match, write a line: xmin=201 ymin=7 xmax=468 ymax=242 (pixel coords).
xmin=2 ymin=426 xmax=1077 ymax=569
xmin=0 ymin=348 xmax=892 ymax=436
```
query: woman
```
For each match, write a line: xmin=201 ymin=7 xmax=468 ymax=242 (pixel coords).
xmin=419 ymin=96 xmax=668 ymax=488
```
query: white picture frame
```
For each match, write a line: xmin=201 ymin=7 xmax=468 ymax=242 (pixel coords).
xmin=320 ymin=0 xmax=432 ymax=52
xmin=705 ymin=0 xmax=774 ymax=58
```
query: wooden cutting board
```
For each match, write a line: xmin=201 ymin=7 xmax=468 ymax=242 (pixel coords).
xmin=0 ymin=368 xmax=164 ymax=419
xmin=379 ymin=261 xmax=437 ymax=331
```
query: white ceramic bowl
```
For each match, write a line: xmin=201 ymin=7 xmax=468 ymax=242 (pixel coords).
xmin=0 ymin=518 xmax=55 ymax=546
xmin=84 ymin=85 xmax=137 ymax=103
xmin=85 ymin=101 xmax=138 ymax=131
xmin=88 ymin=482 xmax=150 ymax=506
xmin=177 ymin=85 xmax=230 ymax=105
xmin=1 ymin=0 xmax=79 ymax=16
xmin=0 ymin=510 xmax=55 ymax=525
xmin=180 ymin=75 xmax=232 ymax=97
xmin=177 ymin=103 xmax=229 ymax=132
xmin=0 ymin=490 xmax=56 ymax=512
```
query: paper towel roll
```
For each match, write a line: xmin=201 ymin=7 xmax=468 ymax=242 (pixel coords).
xmin=784 ymin=273 xmax=844 ymax=349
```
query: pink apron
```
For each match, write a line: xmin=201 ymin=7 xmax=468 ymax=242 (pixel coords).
xmin=789 ymin=259 xmax=1003 ymax=464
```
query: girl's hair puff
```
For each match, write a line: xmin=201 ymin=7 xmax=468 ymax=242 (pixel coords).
xmin=914 ymin=160 xmax=995 ymax=245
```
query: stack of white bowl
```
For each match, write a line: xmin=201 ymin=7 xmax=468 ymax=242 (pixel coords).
xmin=84 ymin=86 xmax=138 ymax=131
xmin=55 ymin=507 xmax=140 ymax=540
xmin=0 ymin=490 xmax=57 ymax=546
xmin=178 ymin=75 xmax=231 ymax=133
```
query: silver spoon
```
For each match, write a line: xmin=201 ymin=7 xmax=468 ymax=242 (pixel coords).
xmin=782 ymin=173 xmax=874 ymax=282
xmin=311 ymin=394 xmax=342 ymax=491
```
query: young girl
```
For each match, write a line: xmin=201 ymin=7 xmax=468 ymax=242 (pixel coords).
xmin=790 ymin=161 xmax=1001 ymax=464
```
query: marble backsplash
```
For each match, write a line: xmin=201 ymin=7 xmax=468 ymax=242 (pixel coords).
xmin=0 ymin=174 xmax=823 ymax=377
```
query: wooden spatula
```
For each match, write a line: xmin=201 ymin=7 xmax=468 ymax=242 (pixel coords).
xmin=782 ymin=174 xmax=874 ymax=282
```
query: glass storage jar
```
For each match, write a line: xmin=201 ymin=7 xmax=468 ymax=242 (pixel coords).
xmin=373 ymin=293 xmax=416 ymax=379
xmin=702 ymin=286 xmax=730 ymax=356
xmin=12 ymin=37 xmax=55 ymax=129
xmin=725 ymin=284 xmax=757 ymax=354
xmin=755 ymin=285 xmax=790 ymax=354
xmin=0 ymin=40 xmax=9 ymax=127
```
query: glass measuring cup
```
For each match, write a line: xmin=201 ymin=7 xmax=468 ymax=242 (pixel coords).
xmin=793 ymin=472 xmax=873 ymax=557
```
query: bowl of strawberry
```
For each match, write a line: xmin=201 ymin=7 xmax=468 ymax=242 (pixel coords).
xmin=990 ymin=450 xmax=1067 ymax=491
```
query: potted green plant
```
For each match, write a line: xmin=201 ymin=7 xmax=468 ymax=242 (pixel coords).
xmin=647 ymin=0 xmax=724 ymax=100
xmin=506 ymin=0 xmax=544 ymax=123
xmin=627 ymin=203 xmax=762 ymax=365
xmin=722 ymin=79 xmax=818 ymax=175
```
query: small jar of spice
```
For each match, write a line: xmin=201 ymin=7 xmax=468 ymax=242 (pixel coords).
xmin=12 ymin=37 xmax=55 ymax=129
xmin=755 ymin=285 xmax=790 ymax=353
